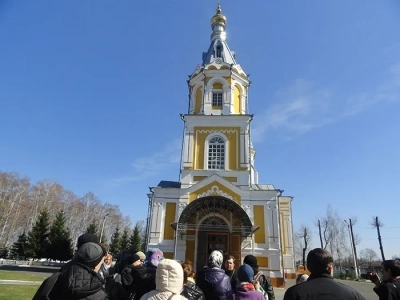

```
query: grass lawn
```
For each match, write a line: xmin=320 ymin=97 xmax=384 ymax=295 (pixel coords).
xmin=0 ymin=284 xmax=40 ymax=300
xmin=0 ymin=270 xmax=45 ymax=281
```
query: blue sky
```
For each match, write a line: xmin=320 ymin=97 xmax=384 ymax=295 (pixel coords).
xmin=1 ymin=1 xmax=399 ymax=258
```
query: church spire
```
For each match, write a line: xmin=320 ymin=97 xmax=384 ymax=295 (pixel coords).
xmin=202 ymin=4 xmax=236 ymax=65
xmin=210 ymin=4 xmax=227 ymax=42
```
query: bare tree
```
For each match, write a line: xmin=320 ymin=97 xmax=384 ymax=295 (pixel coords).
xmin=360 ymin=248 xmax=378 ymax=269
xmin=316 ymin=205 xmax=348 ymax=261
xmin=0 ymin=170 xmax=132 ymax=248
xmin=296 ymin=225 xmax=312 ymax=267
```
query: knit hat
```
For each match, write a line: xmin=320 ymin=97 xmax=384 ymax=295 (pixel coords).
xmin=135 ymin=251 xmax=146 ymax=260
xmin=77 ymin=233 xmax=100 ymax=249
xmin=243 ymin=255 xmax=258 ymax=271
xmin=208 ymin=250 xmax=223 ymax=268
xmin=145 ymin=248 xmax=164 ymax=267
xmin=132 ymin=254 xmax=141 ymax=264
xmin=76 ymin=242 xmax=105 ymax=269
xmin=237 ymin=264 xmax=254 ymax=283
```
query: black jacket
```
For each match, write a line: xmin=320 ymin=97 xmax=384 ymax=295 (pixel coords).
xmin=283 ymin=273 xmax=366 ymax=300
xmin=181 ymin=281 xmax=205 ymax=300
xmin=51 ymin=262 xmax=107 ymax=300
xmin=196 ymin=267 xmax=232 ymax=300
xmin=120 ymin=264 xmax=156 ymax=300
xmin=373 ymin=278 xmax=400 ymax=300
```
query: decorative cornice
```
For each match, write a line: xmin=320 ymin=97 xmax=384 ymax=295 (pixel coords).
xmin=196 ymin=129 xmax=237 ymax=134
xmin=196 ymin=185 xmax=236 ymax=200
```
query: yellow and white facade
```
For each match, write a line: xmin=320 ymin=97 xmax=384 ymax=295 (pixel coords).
xmin=146 ymin=6 xmax=295 ymax=287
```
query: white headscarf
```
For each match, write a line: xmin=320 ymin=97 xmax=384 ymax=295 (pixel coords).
xmin=298 ymin=274 xmax=309 ymax=284
xmin=207 ymin=250 xmax=223 ymax=268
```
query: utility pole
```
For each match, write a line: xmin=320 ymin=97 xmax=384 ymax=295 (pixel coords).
xmin=318 ymin=220 xmax=323 ymax=248
xmin=344 ymin=219 xmax=358 ymax=278
xmin=349 ymin=219 xmax=359 ymax=278
xmin=372 ymin=216 xmax=385 ymax=261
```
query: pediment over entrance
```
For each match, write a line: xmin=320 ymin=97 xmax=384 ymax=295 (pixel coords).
xmin=186 ymin=175 xmax=242 ymax=203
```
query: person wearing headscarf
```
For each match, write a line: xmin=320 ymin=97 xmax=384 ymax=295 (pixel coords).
xmin=140 ymin=259 xmax=188 ymax=300
xmin=196 ymin=250 xmax=232 ymax=300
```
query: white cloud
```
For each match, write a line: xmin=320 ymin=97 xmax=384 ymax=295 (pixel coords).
xmin=253 ymin=59 xmax=400 ymax=142
xmin=130 ymin=138 xmax=181 ymax=176
xmin=109 ymin=138 xmax=182 ymax=187
xmin=252 ymin=79 xmax=335 ymax=142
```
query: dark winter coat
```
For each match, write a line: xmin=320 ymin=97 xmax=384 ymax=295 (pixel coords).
xmin=283 ymin=273 xmax=366 ymax=300
xmin=51 ymin=262 xmax=108 ymax=300
xmin=196 ymin=267 xmax=232 ymax=300
xmin=181 ymin=280 xmax=205 ymax=300
xmin=121 ymin=264 xmax=157 ymax=300
xmin=373 ymin=278 xmax=400 ymax=300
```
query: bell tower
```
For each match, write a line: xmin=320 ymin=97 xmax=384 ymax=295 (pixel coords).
xmin=146 ymin=5 xmax=296 ymax=287
xmin=180 ymin=5 xmax=258 ymax=188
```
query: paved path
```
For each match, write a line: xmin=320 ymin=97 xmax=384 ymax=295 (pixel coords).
xmin=0 ymin=279 xmax=42 ymax=285
xmin=0 ymin=264 xmax=57 ymax=279
xmin=337 ymin=279 xmax=376 ymax=300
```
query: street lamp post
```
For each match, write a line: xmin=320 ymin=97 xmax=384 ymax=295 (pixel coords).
xmin=100 ymin=213 xmax=110 ymax=243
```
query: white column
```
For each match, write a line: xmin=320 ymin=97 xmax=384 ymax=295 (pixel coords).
xmin=241 ymin=95 xmax=246 ymax=114
xmin=203 ymin=88 xmax=211 ymax=115
xmin=188 ymin=128 xmax=194 ymax=164
xmin=224 ymin=85 xmax=232 ymax=115
xmin=183 ymin=132 xmax=190 ymax=163
xmin=240 ymin=129 xmax=245 ymax=165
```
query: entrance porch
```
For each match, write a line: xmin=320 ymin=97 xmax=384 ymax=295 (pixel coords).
xmin=171 ymin=196 xmax=258 ymax=270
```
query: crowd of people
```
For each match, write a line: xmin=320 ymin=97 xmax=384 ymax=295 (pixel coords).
xmin=32 ymin=232 xmax=400 ymax=300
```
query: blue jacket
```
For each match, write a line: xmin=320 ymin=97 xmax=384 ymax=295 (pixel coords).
xmin=196 ymin=267 xmax=232 ymax=300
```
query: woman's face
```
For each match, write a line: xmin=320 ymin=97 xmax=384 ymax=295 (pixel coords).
xmin=104 ymin=254 xmax=112 ymax=265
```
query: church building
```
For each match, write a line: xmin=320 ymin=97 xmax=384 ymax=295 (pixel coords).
xmin=145 ymin=5 xmax=295 ymax=287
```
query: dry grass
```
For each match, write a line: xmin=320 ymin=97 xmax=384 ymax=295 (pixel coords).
xmin=0 ymin=284 xmax=40 ymax=300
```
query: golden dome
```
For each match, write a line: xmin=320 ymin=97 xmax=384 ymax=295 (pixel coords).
xmin=210 ymin=4 xmax=227 ymax=26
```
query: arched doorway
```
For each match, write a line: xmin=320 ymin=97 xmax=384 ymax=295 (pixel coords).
xmin=174 ymin=196 xmax=258 ymax=271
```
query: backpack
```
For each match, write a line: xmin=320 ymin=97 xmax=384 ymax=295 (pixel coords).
xmin=32 ymin=272 xmax=61 ymax=300
xmin=254 ymin=272 xmax=269 ymax=300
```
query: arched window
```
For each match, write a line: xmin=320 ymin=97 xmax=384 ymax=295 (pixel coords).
xmin=216 ymin=45 xmax=222 ymax=58
xmin=208 ymin=136 xmax=225 ymax=170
